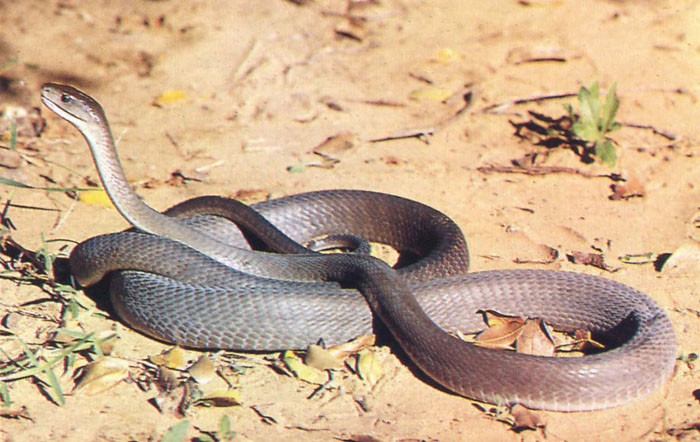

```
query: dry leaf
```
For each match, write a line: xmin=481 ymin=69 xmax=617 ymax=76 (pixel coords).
xmin=482 ymin=310 xmax=526 ymax=328
xmin=150 ymin=347 xmax=188 ymax=370
xmin=610 ymin=173 xmax=645 ymax=200
xmin=153 ymin=89 xmax=188 ymax=106
xmin=570 ymin=329 xmax=605 ymax=352
xmin=0 ymin=406 xmax=33 ymax=421
xmin=304 ymin=344 xmax=344 ymax=370
xmin=433 ymin=48 xmax=460 ymax=63
xmin=516 ymin=319 xmax=555 ymax=356
xmin=567 ymin=251 xmax=618 ymax=272
xmin=409 ymin=86 xmax=454 ymax=102
xmin=312 ymin=132 xmax=357 ymax=161
xmin=73 ymin=357 xmax=130 ymax=395
xmin=187 ymin=355 xmax=216 ymax=385
xmin=77 ymin=189 xmax=114 ymax=208
xmin=326 ymin=334 xmax=376 ymax=359
xmin=510 ymin=404 xmax=545 ymax=431
xmin=194 ymin=389 xmax=242 ymax=407
xmin=356 ymin=349 xmax=383 ymax=386
xmin=281 ymin=350 xmax=327 ymax=385
xmin=474 ymin=311 xmax=527 ymax=349
xmin=156 ymin=366 xmax=181 ymax=392
xmin=662 ymin=242 xmax=700 ymax=277
xmin=233 ymin=188 xmax=270 ymax=204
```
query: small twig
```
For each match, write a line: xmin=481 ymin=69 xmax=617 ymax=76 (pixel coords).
xmin=52 ymin=195 xmax=77 ymax=231
xmin=620 ymin=121 xmax=678 ymax=141
xmin=228 ymin=38 xmax=260 ymax=86
xmin=479 ymin=91 xmax=578 ymax=114
xmin=307 ymin=371 xmax=335 ymax=400
xmin=250 ymin=404 xmax=278 ymax=425
xmin=476 ymin=164 xmax=619 ymax=180
xmin=370 ymin=85 xmax=475 ymax=143
xmin=369 ymin=127 xmax=435 ymax=144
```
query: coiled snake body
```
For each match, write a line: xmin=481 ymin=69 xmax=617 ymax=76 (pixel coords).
xmin=41 ymin=83 xmax=676 ymax=412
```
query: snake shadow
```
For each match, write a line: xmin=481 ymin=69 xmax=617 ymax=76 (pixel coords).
xmin=54 ymin=257 xmax=119 ymax=318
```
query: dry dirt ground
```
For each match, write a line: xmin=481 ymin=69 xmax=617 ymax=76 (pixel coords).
xmin=1 ymin=1 xmax=699 ymax=441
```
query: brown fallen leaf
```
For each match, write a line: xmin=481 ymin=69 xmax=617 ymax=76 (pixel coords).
xmin=233 ymin=188 xmax=270 ymax=204
xmin=474 ymin=311 xmax=526 ymax=349
xmin=515 ymin=319 xmax=555 ymax=357
xmin=193 ymin=388 xmax=242 ymax=407
xmin=72 ymin=357 xmax=130 ymax=396
xmin=510 ymin=404 xmax=545 ymax=432
xmin=326 ymin=334 xmax=376 ymax=359
xmin=567 ymin=251 xmax=618 ymax=272
xmin=568 ymin=329 xmax=605 ymax=353
xmin=0 ymin=405 xmax=33 ymax=421
xmin=610 ymin=174 xmax=645 ymax=200
xmin=311 ymin=131 xmax=357 ymax=162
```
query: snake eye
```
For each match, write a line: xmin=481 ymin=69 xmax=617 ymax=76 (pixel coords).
xmin=60 ymin=93 xmax=71 ymax=103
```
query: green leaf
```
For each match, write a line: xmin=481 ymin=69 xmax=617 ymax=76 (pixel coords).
xmin=286 ymin=160 xmax=308 ymax=173
xmin=601 ymin=82 xmax=620 ymax=133
xmin=161 ymin=420 xmax=189 ymax=442
xmin=578 ymin=82 xmax=601 ymax=126
xmin=571 ymin=120 xmax=599 ymax=142
xmin=595 ymin=139 xmax=617 ymax=166
xmin=9 ymin=120 xmax=17 ymax=150
xmin=0 ymin=381 xmax=11 ymax=406
xmin=0 ymin=176 xmax=32 ymax=189
xmin=217 ymin=415 xmax=235 ymax=441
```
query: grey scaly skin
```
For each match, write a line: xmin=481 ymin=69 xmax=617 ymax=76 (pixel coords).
xmin=42 ymin=83 xmax=676 ymax=411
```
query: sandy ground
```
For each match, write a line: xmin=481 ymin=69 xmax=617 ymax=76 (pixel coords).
xmin=1 ymin=0 xmax=699 ymax=440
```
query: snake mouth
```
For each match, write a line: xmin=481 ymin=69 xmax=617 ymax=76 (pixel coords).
xmin=41 ymin=95 xmax=88 ymax=123
xmin=41 ymin=84 xmax=93 ymax=124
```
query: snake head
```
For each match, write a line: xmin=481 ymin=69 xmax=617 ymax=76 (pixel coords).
xmin=41 ymin=83 xmax=108 ymax=133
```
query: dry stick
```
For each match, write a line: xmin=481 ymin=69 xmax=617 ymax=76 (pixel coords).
xmin=620 ymin=121 xmax=678 ymax=141
xmin=478 ymin=91 xmax=578 ymax=114
xmin=228 ymin=38 xmax=260 ymax=87
xmin=369 ymin=86 xmax=475 ymax=143
xmin=476 ymin=164 xmax=620 ymax=180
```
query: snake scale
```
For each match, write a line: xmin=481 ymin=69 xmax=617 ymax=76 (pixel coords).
xmin=40 ymin=83 xmax=676 ymax=412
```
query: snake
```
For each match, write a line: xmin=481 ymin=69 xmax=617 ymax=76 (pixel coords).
xmin=40 ymin=82 xmax=676 ymax=412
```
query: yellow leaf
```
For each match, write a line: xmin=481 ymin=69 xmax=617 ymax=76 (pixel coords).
xmin=77 ymin=189 xmax=114 ymax=208
xmin=304 ymin=344 xmax=343 ymax=370
xmin=356 ymin=349 xmax=383 ymax=386
xmin=282 ymin=350 xmax=327 ymax=385
xmin=409 ymin=86 xmax=454 ymax=102
xmin=434 ymin=48 xmax=460 ymax=63
xmin=481 ymin=310 xmax=526 ymax=328
xmin=73 ymin=357 xmax=129 ymax=395
xmin=153 ymin=89 xmax=188 ymax=105
xmin=187 ymin=355 xmax=216 ymax=385
xmin=150 ymin=347 xmax=188 ymax=370
xmin=326 ymin=334 xmax=376 ymax=359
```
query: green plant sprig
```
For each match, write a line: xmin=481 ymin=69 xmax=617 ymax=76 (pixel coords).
xmin=564 ymin=81 xmax=621 ymax=166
